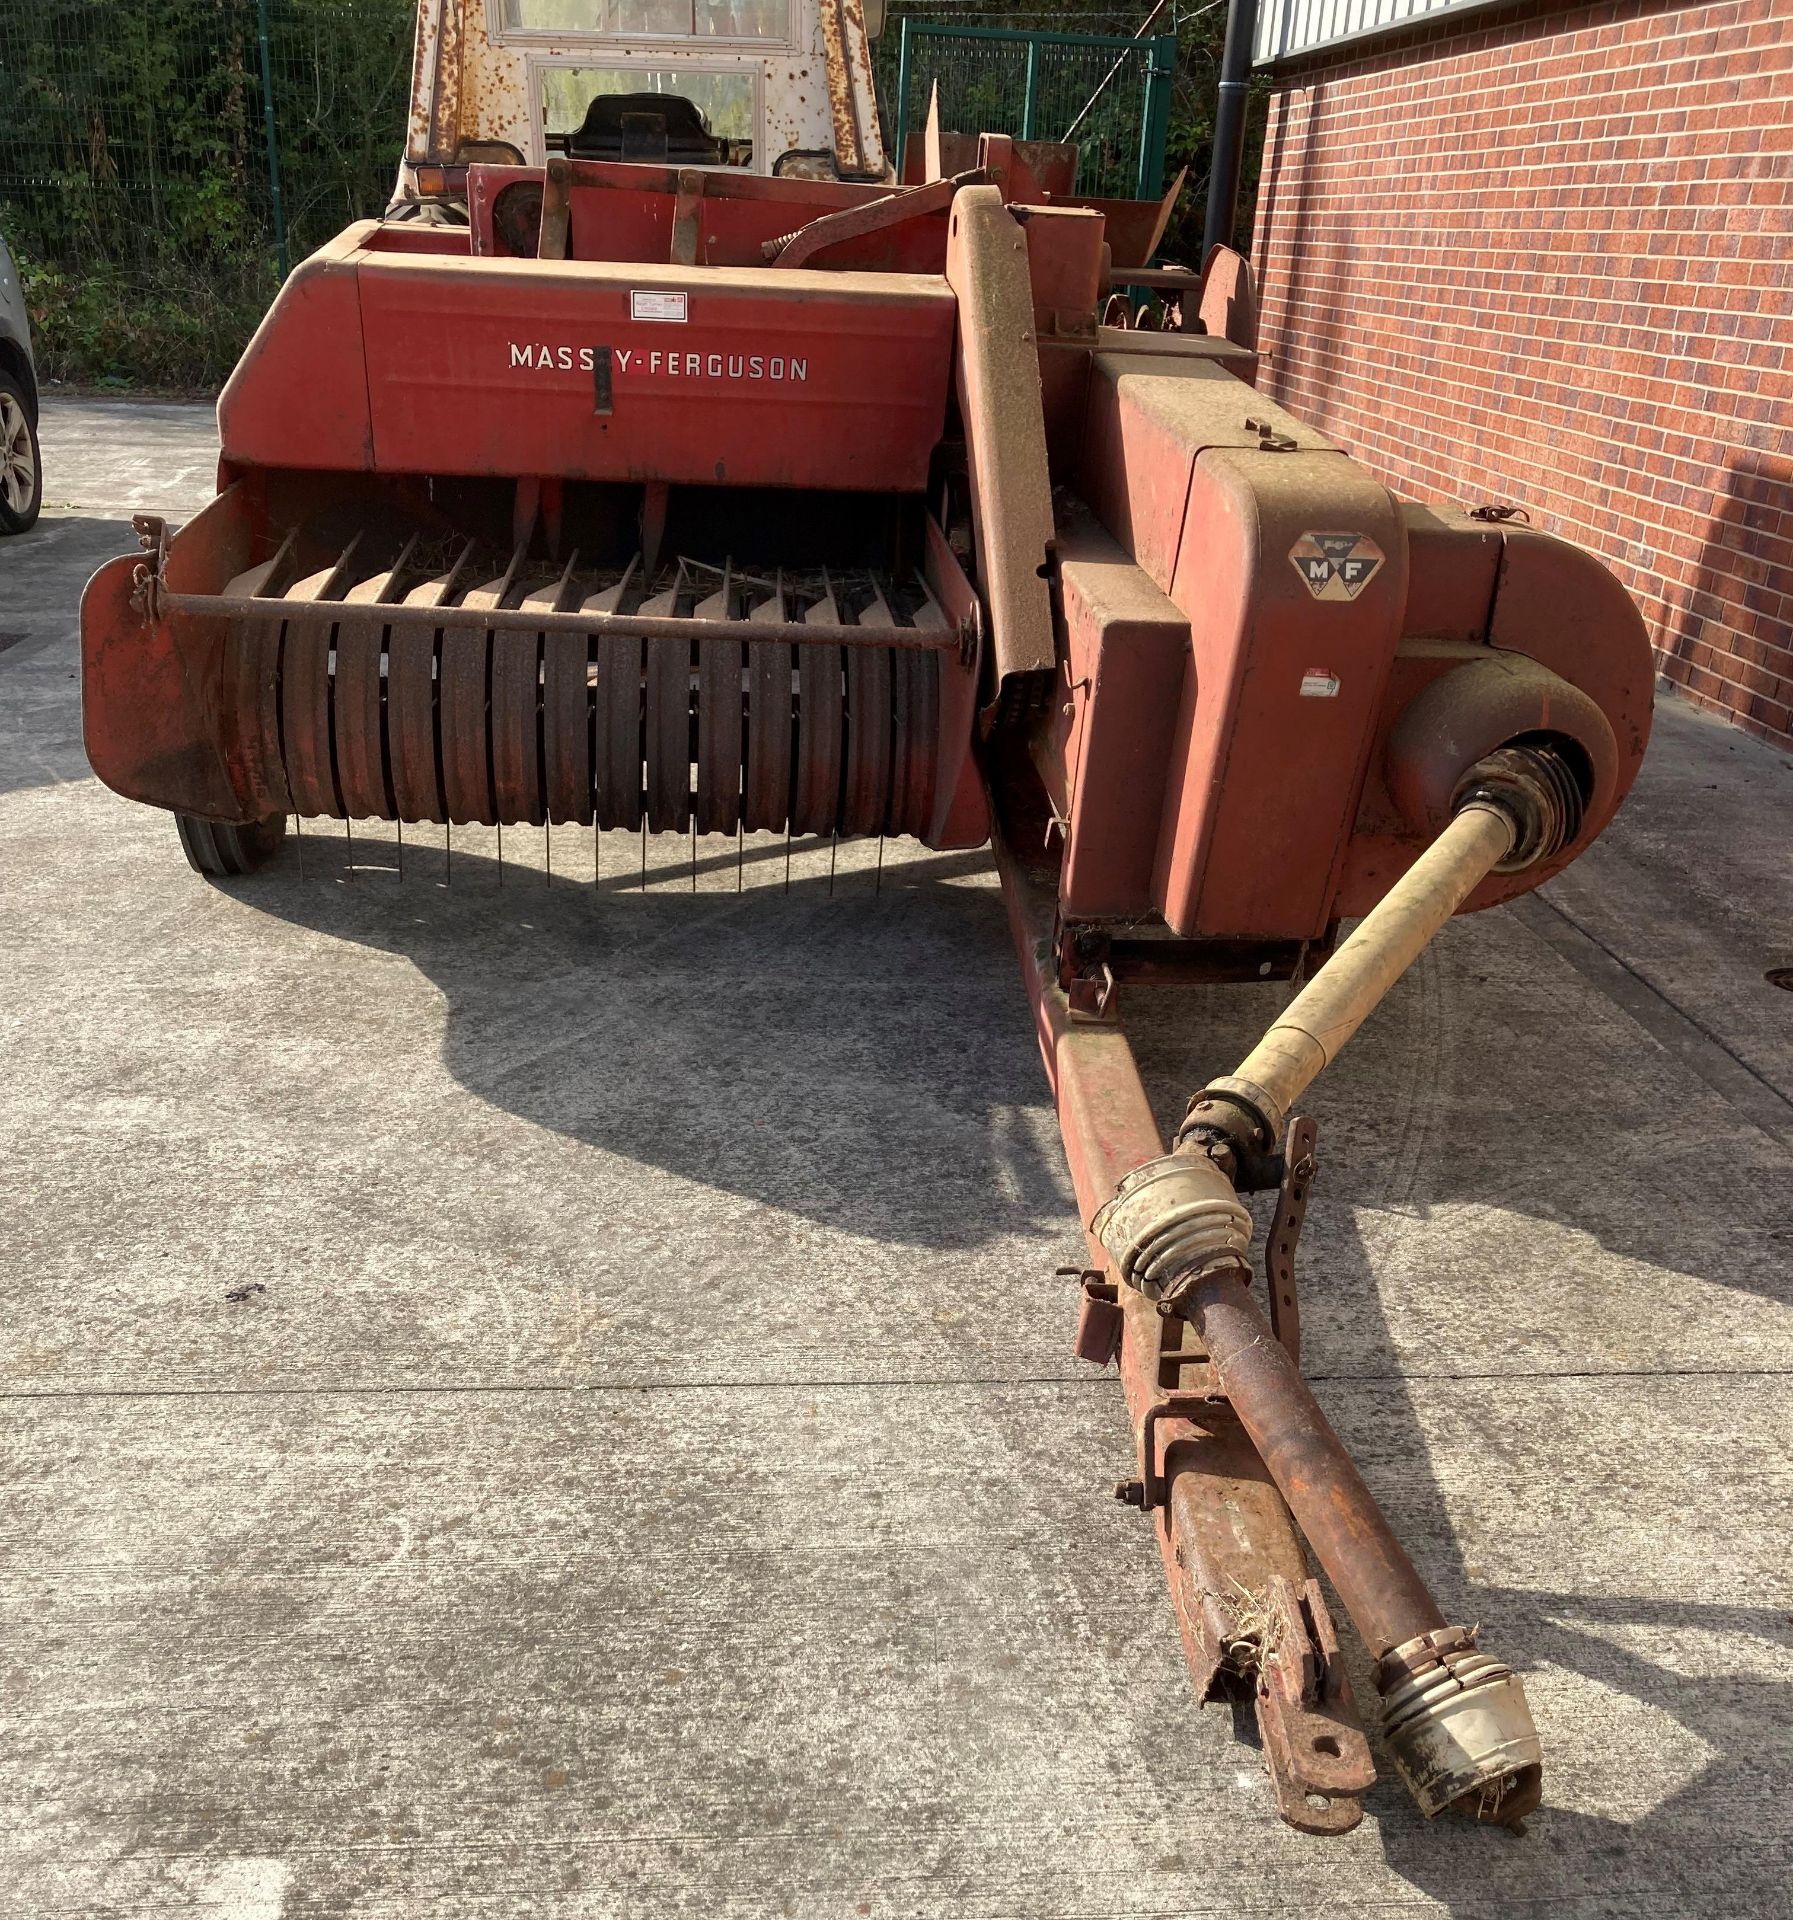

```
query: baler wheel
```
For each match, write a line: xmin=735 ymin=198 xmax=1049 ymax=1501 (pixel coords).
xmin=175 ymin=813 xmax=288 ymax=879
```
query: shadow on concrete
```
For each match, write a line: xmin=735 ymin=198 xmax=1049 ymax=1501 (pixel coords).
xmin=209 ymin=829 xmax=1793 ymax=1900
xmin=0 ymin=513 xmax=140 ymax=798
xmin=227 ymin=831 xmax=1073 ymax=1254
xmin=1377 ymin=1606 xmax=1793 ymax=1914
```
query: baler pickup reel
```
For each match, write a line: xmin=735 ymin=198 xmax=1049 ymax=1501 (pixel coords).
xmin=80 ymin=152 xmax=1653 ymax=1834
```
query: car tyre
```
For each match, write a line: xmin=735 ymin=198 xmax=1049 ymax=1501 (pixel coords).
xmin=0 ymin=372 xmax=41 ymax=535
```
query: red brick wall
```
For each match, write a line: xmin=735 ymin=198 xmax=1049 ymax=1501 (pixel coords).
xmin=1251 ymin=0 xmax=1793 ymax=745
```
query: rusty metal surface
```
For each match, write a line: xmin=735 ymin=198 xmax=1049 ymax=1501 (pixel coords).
xmin=158 ymin=587 xmax=960 ymax=655
xmin=1196 ymin=244 xmax=1260 ymax=350
xmin=697 ymin=630 xmax=744 ymax=836
xmin=944 ymin=188 xmax=1057 ymax=692
xmin=492 ymin=625 xmax=545 ymax=826
xmin=793 ymin=600 xmax=843 ymax=834
xmin=403 ymin=0 xmax=849 ymax=184
xmin=1252 ymin=1576 xmax=1377 ymax=1832
xmin=1071 ymin=1272 xmax=1124 ymax=1366
xmin=888 ymin=646 xmax=939 ymax=840
xmin=670 ymin=169 xmax=704 ymax=268
xmin=439 ymin=622 xmax=492 ymax=827
xmin=333 ymin=610 xmax=387 ymax=818
xmin=161 ymin=531 xmax=972 ymax=840
xmin=278 ymin=565 xmax=341 ymax=820
xmin=841 ymin=646 xmax=891 ymax=835
xmin=991 ymin=814 xmax=1375 ymax=1831
xmin=543 ymin=623 xmax=592 ymax=826
xmin=815 ymin=0 xmax=884 ymax=180
xmin=767 ymin=171 xmax=974 ymax=269
xmin=222 ymin=612 xmax=293 ymax=819
xmin=595 ymin=631 xmax=645 ymax=833
xmin=329 ymin=551 xmax=402 ymax=818
xmin=918 ymin=522 xmax=988 ymax=849
xmin=1263 ymin=1114 xmax=1316 ymax=1361
xmin=745 ymin=634 xmax=794 ymax=834
xmin=387 ymin=627 xmax=444 ymax=824
xmin=538 ymin=157 xmax=571 ymax=261
xmin=1182 ymin=1265 xmax=1449 ymax=1661
xmin=1010 ymin=205 xmax=1106 ymax=340
xmin=645 ymin=632 xmax=692 ymax=834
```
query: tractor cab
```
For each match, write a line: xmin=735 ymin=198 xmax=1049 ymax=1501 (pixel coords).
xmin=397 ymin=0 xmax=888 ymax=212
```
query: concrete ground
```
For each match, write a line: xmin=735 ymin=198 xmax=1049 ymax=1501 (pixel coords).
xmin=3 ymin=398 xmax=1791 ymax=1919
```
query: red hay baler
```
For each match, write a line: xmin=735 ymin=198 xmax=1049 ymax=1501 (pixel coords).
xmin=80 ymin=137 xmax=1652 ymax=1834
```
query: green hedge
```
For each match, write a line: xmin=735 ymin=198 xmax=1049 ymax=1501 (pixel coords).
xmin=0 ymin=0 xmax=412 ymax=389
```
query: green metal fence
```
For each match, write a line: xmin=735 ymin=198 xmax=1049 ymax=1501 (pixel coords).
xmin=889 ymin=19 xmax=1175 ymax=203
xmin=0 ymin=0 xmax=414 ymax=388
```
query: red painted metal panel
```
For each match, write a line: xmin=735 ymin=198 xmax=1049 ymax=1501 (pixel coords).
xmin=1076 ymin=352 xmax=1334 ymax=595
xmin=218 ymin=232 xmax=375 ymax=474
xmin=1052 ymin=518 xmax=1189 ymax=919
xmin=1155 ymin=449 xmax=1407 ymax=942
xmin=354 ymin=254 xmax=955 ymax=491
xmin=469 ymin=160 xmax=951 ymax=272
xmin=81 ymin=540 xmax=245 ymax=822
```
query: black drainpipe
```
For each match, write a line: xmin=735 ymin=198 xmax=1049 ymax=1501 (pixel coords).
xmin=1202 ymin=0 xmax=1260 ymax=262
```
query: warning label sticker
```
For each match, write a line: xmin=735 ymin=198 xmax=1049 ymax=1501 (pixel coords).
xmin=1289 ymin=531 xmax=1385 ymax=602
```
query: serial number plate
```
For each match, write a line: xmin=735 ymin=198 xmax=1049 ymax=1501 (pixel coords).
xmin=630 ymin=290 xmax=688 ymax=323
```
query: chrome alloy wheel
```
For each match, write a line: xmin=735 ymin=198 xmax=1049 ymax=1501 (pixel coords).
xmin=0 ymin=388 xmax=34 ymax=516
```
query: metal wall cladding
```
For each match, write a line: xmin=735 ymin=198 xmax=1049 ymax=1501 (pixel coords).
xmin=1255 ymin=0 xmax=1498 ymax=66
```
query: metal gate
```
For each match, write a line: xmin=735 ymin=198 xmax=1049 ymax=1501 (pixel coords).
xmin=889 ymin=20 xmax=1175 ymax=203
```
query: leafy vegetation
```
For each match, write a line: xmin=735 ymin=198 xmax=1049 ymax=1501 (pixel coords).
xmin=0 ymin=0 xmax=412 ymax=388
xmin=0 ymin=0 xmax=1260 ymax=390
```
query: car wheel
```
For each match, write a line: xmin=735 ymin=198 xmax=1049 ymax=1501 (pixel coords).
xmin=0 ymin=373 xmax=41 ymax=535
xmin=175 ymin=812 xmax=289 ymax=877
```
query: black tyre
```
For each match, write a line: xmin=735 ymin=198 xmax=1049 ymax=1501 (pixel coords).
xmin=0 ymin=371 xmax=42 ymax=535
xmin=175 ymin=812 xmax=288 ymax=878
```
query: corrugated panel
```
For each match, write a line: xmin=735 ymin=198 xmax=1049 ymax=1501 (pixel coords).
xmin=1254 ymin=0 xmax=1510 ymax=65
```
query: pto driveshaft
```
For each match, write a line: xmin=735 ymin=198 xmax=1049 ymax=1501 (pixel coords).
xmin=1094 ymin=744 xmax=1582 ymax=1825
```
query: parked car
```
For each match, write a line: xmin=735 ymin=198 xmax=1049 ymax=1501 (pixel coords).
xmin=0 ymin=229 xmax=42 ymax=534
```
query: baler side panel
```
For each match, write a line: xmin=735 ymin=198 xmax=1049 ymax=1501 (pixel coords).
xmin=1075 ymin=354 xmax=1336 ymax=596
xmin=1050 ymin=518 xmax=1189 ymax=920
xmin=217 ymin=232 xmax=376 ymax=476
xmin=80 ymin=485 xmax=266 ymax=822
xmin=1153 ymin=450 xmax=1406 ymax=942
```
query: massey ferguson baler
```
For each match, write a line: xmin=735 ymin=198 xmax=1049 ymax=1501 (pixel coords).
xmin=80 ymin=139 xmax=1651 ymax=1836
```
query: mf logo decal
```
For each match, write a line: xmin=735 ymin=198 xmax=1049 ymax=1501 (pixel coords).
xmin=1289 ymin=531 xmax=1385 ymax=602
